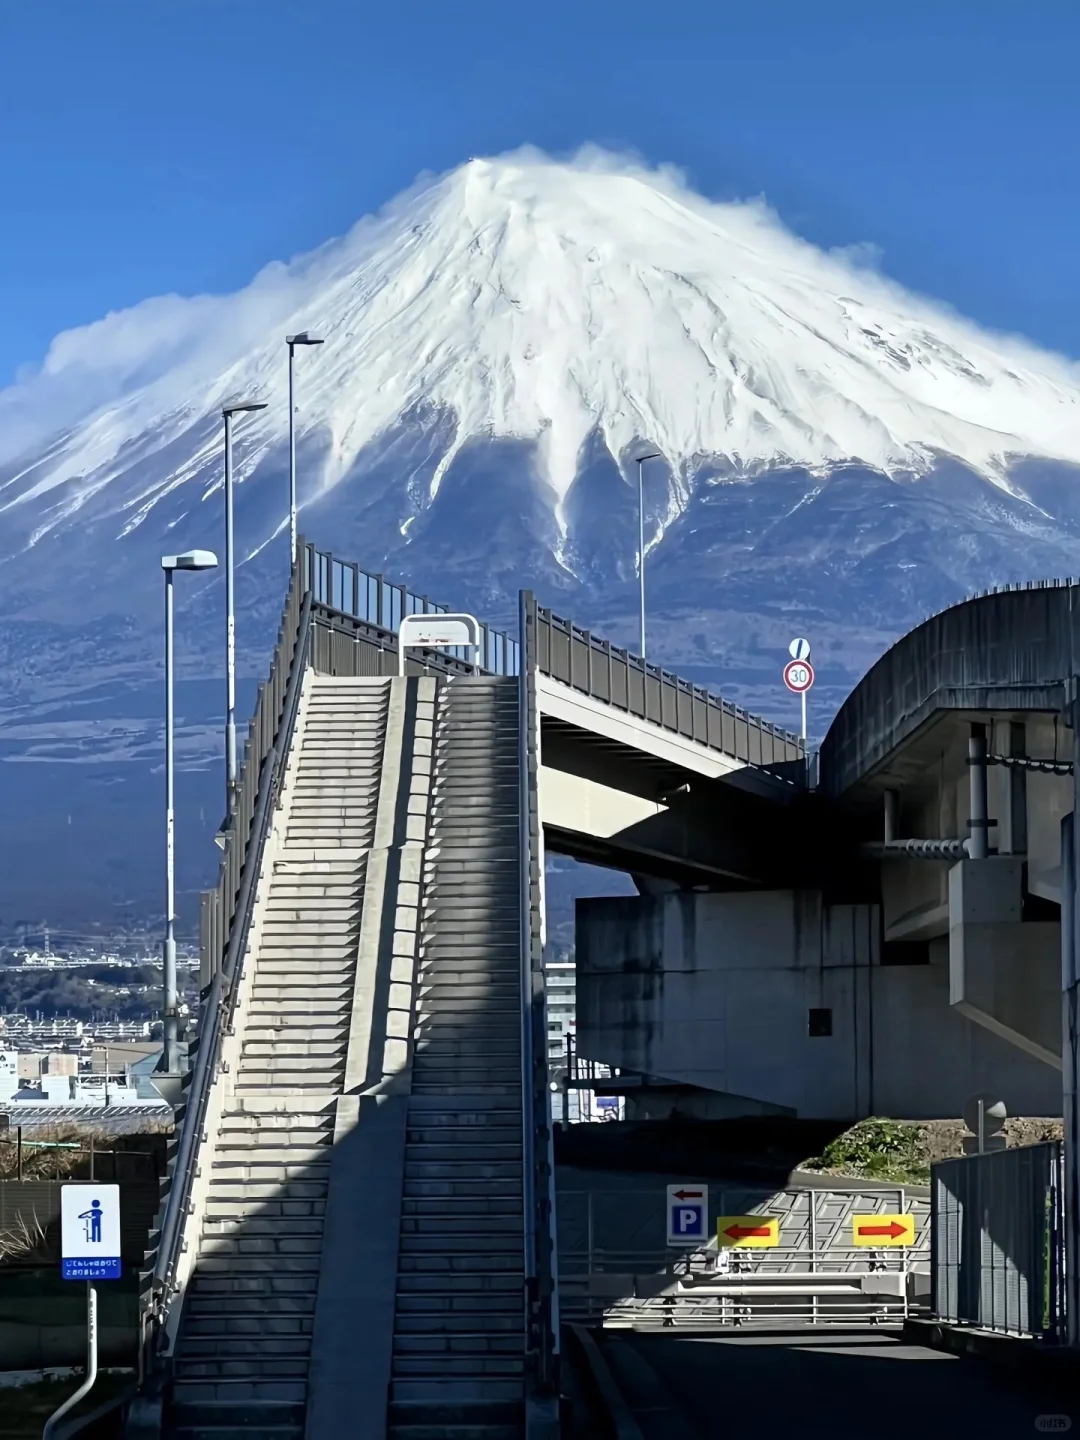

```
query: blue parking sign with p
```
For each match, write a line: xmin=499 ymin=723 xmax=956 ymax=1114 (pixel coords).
xmin=666 ymin=1183 xmax=708 ymax=1246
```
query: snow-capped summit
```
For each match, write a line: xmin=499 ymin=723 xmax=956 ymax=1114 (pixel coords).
xmin=4 ymin=148 xmax=1080 ymax=922
xmin=4 ymin=147 xmax=1080 ymax=560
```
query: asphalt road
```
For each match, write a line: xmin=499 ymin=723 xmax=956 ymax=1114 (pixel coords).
xmin=598 ymin=1328 xmax=1077 ymax=1440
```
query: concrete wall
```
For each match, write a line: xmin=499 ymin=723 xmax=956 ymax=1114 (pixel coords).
xmin=577 ymin=890 xmax=1061 ymax=1121
xmin=948 ymin=857 xmax=1061 ymax=1067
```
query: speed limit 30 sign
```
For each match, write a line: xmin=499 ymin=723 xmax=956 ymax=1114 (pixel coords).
xmin=783 ymin=659 xmax=814 ymax=693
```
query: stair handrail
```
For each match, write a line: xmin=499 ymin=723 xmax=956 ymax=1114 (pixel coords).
xmin=518 ymin=591 xmax=560 ymax=1409
xmin=139 ymin=554 xmax=314 ymax=1378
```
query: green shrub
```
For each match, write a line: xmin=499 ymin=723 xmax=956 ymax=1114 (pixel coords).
xmin=810 ymin=1119 xmax=930 ymax=1184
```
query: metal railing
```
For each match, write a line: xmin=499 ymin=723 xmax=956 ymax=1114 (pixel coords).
xmin=932 ymin=1142 xmax=1066 ymax=1340
xmin=199 ymin=556 xmax=309 ymax=986
xmin=560 ymin=1186 xmax=930 ymax=1329
xmin=532 ymin=603 xmax=804 ymax=773
xmin=303 ymin=542 xmax=519 ymax=676
xmin=143 ymin=550 xmax=313 ymax=1378
xmin=519 ymin=591 xmax=560 ymax=1408
xmin=298 ymin=543 xmax=801 ymax=775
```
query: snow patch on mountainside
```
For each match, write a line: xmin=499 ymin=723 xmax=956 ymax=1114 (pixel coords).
xmin=4 ymin=147 xmax=1080 ymax=557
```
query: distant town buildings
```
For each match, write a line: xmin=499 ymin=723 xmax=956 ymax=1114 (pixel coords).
xmin=0 ymin=1044 xmax=167 ymax=1110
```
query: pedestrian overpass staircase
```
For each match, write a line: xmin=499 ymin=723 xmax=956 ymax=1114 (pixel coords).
xmin=134 ymin=554 xmax=556 ymax=1440
xmin=132 ymin=541 xmax=801 ymax=1440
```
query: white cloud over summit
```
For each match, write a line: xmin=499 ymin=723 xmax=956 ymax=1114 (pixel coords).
xmin=2 ymin=145 xmax=1080 ymax=534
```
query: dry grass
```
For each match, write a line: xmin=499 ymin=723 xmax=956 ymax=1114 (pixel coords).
xmin=0 ymin=1210 xmax=48 ymax=1262
xmin=0 ymin=1122 xmax=171 ymax=1181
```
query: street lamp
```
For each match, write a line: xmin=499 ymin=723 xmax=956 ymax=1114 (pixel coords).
xmin=221 ymin=400 xmax=267 ymax=816
xmin=635 ymin=453 xmax=661 ymax=659
xmin=286 ymin=332 xmax=324 ymax=563
xmin=161 ymin=549 xmax=219 ymax=1075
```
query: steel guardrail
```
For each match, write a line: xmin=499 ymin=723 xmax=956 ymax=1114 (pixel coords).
xmin=519 ymin=590 xmax=560 ymax=1411
xmin=141 ymin=574 xmax=314 ymax=1379
xmin=533 ymin=606 xmax=804 ymax=771
xmin=298 ymin=541 xmax=802 ymax=775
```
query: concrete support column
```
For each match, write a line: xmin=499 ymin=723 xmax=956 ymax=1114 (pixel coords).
xmin=968 ymin=723 xmax=990 ymax=859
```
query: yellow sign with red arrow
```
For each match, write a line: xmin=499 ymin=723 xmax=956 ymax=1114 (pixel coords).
xmin=716 ymin=1215 xmax=779 ymax=1248
xmin=851 ymin=1213 xmax=915 ymax=1246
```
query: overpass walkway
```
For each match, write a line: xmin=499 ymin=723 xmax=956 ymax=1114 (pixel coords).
xmin=133 ymin=541 xmax=799 ymax=1438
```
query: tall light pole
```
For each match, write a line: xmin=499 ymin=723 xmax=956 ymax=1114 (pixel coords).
xmin=161 ymin=549 xmax=218 ymax=1074
xmin=635 ymin=453 xmax=661 ymax=659
xmin=286 ymin=332 xmax=323 ymax=562
xmin=222 ymin=400 xmax=266 ymax=815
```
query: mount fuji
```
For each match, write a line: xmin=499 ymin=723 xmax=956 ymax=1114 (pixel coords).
xmin=3 ymin=146 xmax=1080 ymax=926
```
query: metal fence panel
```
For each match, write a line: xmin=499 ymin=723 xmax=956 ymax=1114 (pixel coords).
xmin=932 ymin=1142 xmax=1064 ymax=1339
xmin=558 ymin=1183 xmax=931 ymax=1328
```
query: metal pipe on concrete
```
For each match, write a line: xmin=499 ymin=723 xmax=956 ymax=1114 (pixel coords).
xmin=884 ymin=789 xmax=898 ymax=843
xmin=968 ymin=723 xmax=990 ymax=860
xmin=1006 ymin=720 xmax=1029 ymax=855
xmin=861 ymin=838 xmax=967 ymax=861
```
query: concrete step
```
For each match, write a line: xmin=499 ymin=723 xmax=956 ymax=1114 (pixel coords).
xmin=401 ymin=1197 xmax=521 ymax=1217
xmin=412 ymin=1040 xmax=520 ymax=1060
xmin=211 ymin=1153 xmax=333 ymax=1175
xmin=401 ymin=1143 xmax=522 ymax=1163
xmin=242 ymin=1024 xmax=345 ymax=1043
xmin=400 ymin=1215 xmax=523 ymax=1236
xmin=407 ymin=1095 xmax=523 ymax=1114
xmin=241 ymin=1041 xmax=346 ymax=1057
xmin=180 ymin=1335 xmax=312 ymax=1359
xmin=396 ymin=1271 xmax=524 ymax=1292
xmin=395 ymin=1294 xmax=523 ymax=1315
xmin=245 ymin=999 xmax=350 ymax=1015
xmin=169 ymin=1388 xmax=306 ymax=1423
xmin=187 ymin=1293 xmax=318 ymax=1315
xmin=404 ymin=1123 xmax=522 ymax=1142
xmin=202 ymin=1217 xmax=326 ymax=1241
xmin=205 ymin=1198 xmax=327 ymax=1221
xmin=391 ymin=1359 xmax=524 ymax=1381
xmin=404 ymin=1165 xmax=523 ymax=1186
xmin=402 ymin=1180 xmax=522 ymax=1199
xmin=217 ymin=1118 xmax=333 ymax=1140
xmin=190 ymin=1271 xmax=320 ymax=1294
xmin=394 ymin=1313 xmax=524 ymax=1336
xmin=183 ymin=1312 xmax=314 ymax=1337
xmin=208 ymin=1180 xmax=328 ymax=1202
xmin=172 ymin=1426 xmax=303 ymax=1439
xmin=397 ymin=1233 xmax=523 ymax=1255
xmin=199 ymin=1234 xmax=324 ymax=1258
xmin=173 ymin=1358 xmax=309 ymax=1380
xmin=248 ymin=984 xmax=354 ymax=1002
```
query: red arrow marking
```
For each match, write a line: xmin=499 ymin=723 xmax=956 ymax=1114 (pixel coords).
xmin=672 ymin=1190 xmax=704 ymax=1201
xmin=857 ymin=1221 xmax=907 ymax=1239
xmin=723 ymin=1223 xmax=773 ymax=1240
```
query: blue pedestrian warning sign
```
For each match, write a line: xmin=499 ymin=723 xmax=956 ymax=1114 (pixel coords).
xmin=666 ymin=1183 xmax=708 ymax=1246
xmin=60 ymin=1184 xmax=122 ymax=1281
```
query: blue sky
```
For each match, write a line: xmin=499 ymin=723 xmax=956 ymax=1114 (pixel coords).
xmin=1 ymin=0 xmax=1078 ymax=388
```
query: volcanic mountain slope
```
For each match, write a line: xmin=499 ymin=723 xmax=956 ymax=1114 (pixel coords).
xmin=2 ymin=147 xmax=1080 ymax=920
